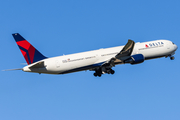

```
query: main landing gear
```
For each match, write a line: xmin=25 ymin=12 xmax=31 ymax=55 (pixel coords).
xmin=106 ymin=68 xmax=115 ymax=74
xmin=93 ymin=68 xmax=115 ymax=77
xmin=94 ymin=72 xmax=101 ymax=77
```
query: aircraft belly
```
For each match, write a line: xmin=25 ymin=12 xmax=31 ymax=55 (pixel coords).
xmin=59 ymin=58 xmax=98 ymax=74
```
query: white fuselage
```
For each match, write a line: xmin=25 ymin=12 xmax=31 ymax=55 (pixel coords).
xmin=23 ymin=40 xmax=178 ymax=74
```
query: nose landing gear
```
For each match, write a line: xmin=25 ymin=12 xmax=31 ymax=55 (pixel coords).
xmin=166 ymin=55 xmax=175 ymax=60
xmin=168 ymin=55 xmax=175 ymax=60
xmin=170 ymin=56 xmax=175 ymax=60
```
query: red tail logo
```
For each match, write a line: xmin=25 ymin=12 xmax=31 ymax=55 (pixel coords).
xmin=12 ymin=33 xmax=47 ymax=64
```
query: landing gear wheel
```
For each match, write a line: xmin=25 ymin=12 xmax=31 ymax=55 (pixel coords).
xmin=110 ymin=70 xmax=115 ymax=74
xmin=98 ymin=74 xmax=102 ymax=77
xmin=94 ymin=69 xmax=102 ymax=77
xmin=94 ymin=73 xmax=98 ymax=77
xmin=170 ymin=56 xmax=175 ymax=60
xmin=107 ymin=70 xmax=111 ymax=74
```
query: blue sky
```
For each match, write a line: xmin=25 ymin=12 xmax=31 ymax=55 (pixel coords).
xmin=1 ymin=0 xmax=180 ymax=120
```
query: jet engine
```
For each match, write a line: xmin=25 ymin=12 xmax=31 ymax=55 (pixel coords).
xmin=125 ymin=54 xmax=144 ymax=65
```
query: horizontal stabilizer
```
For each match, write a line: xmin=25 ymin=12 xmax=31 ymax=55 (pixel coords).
xmin=12 ymin=33 xmax=47 ymax=65
xmin=29 ymin=61 xmax=45 ymax=69
xmin=2 ymin=68 xmax=23 ymax=71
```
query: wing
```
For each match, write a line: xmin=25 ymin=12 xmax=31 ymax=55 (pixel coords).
xmin=115 ymin=39 xmax=135 ymax=60
xmin=102 ymin=39 xmax=135 ymax=67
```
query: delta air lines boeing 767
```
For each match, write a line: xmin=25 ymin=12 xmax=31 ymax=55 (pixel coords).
xmin=10 ymin=33 xmax=178 ymax=77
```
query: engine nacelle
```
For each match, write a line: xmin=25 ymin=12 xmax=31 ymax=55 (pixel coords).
xmin=125 ymin=54 xmax=144 ymax=65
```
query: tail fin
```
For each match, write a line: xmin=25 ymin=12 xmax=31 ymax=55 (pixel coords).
xmin=12 ymin=33 xmax=47 ymax=65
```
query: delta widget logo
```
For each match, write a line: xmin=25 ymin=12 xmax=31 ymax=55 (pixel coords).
xmin=145 ymin=42 xmax=164 ymax=48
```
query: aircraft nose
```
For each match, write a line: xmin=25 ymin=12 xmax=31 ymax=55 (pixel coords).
xmin=174 ymin=44 xmax=178 ymax=50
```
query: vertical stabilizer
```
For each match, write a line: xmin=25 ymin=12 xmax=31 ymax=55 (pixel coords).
xmin=12 ymin=33 xmax=47 ymax=65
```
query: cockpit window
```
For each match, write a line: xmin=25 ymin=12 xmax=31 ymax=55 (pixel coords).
xmin=172 ymin=42 xmax=175 ymax=45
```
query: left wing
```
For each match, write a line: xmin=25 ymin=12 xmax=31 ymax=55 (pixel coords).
xmin=92 ymin=39 xmax=135 ymax=76
xmin=103 ymin=39 xmax=135 ymax=67
xmin=115 ymin=39 xmax=135 ymax=60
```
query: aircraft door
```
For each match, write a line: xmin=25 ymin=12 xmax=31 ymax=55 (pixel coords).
xmin=56 ymin=60 xmax=60 ymax=68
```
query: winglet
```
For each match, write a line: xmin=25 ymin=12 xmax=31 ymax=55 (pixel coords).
xmin=12 ymin=33 xmax=47 ymax=65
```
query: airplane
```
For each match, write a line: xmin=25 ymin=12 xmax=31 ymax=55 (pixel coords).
xmin=9 ymin=33 xmax=178 ymax=77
